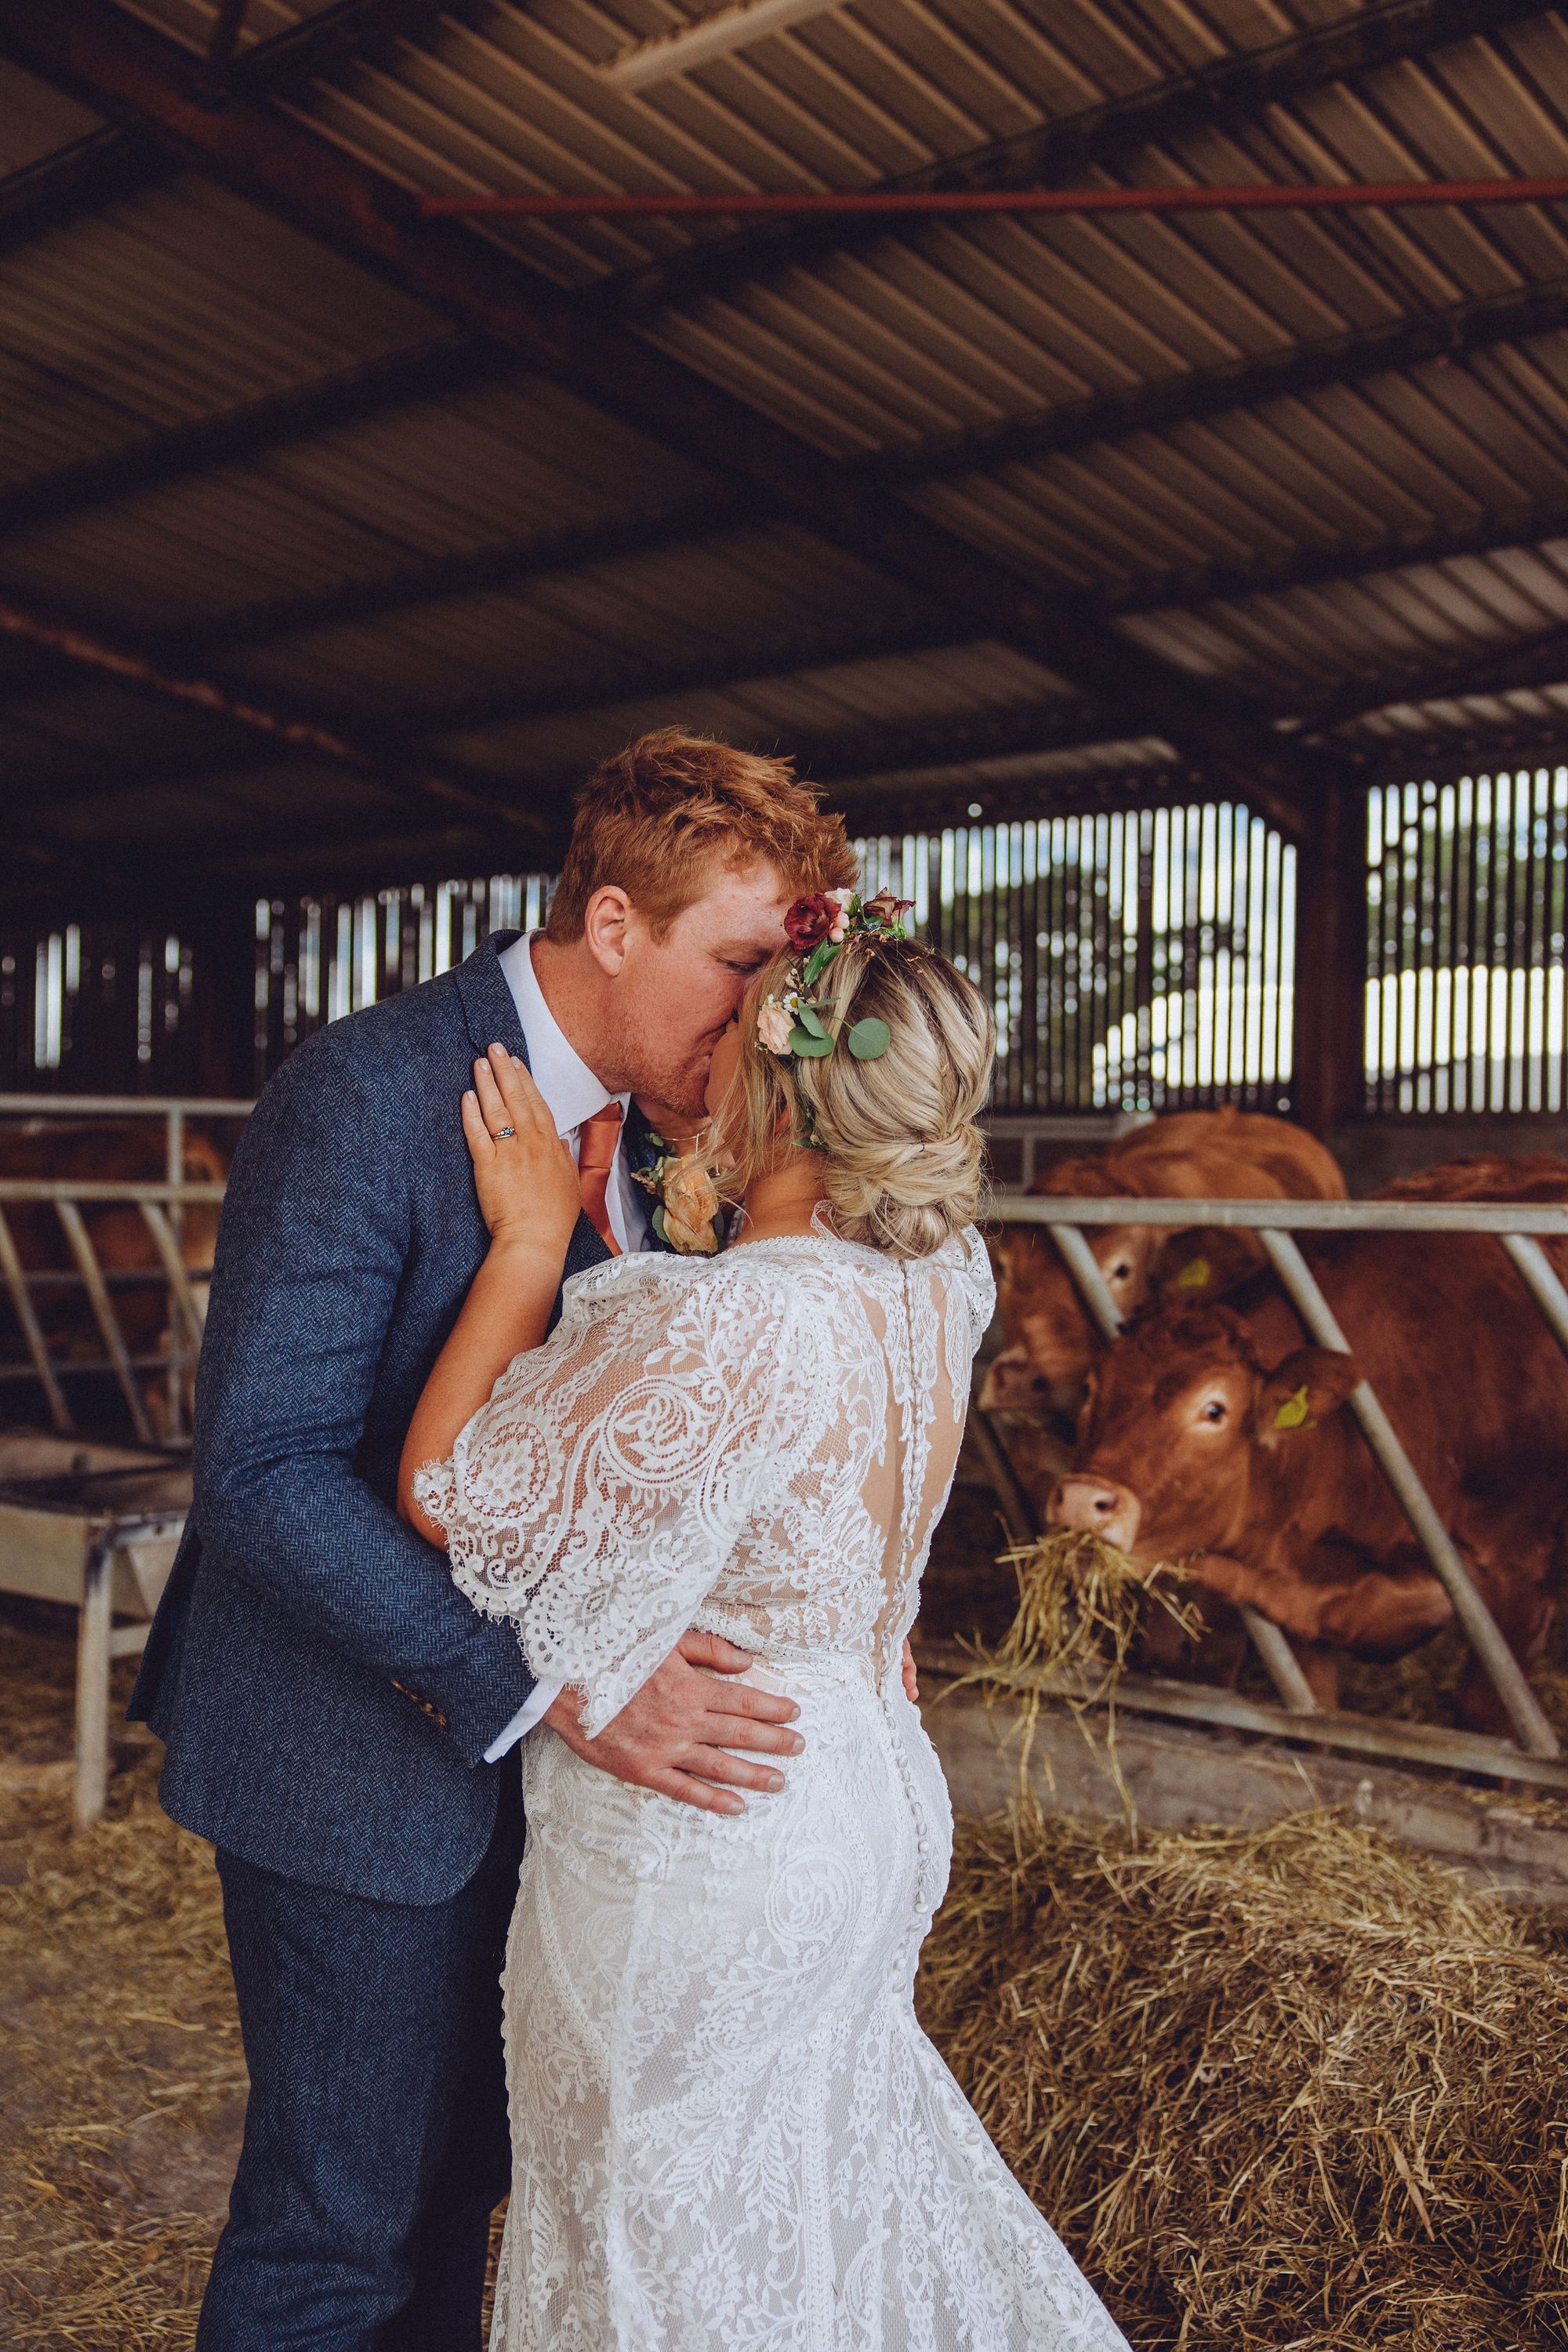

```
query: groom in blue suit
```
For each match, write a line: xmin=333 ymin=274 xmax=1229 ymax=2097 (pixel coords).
xmin=132 ymin=729 xmax=855 ymax=2348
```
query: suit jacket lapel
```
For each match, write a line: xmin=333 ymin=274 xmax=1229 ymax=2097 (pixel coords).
xmin=455 ymin=931 xmax=610 ymax=1282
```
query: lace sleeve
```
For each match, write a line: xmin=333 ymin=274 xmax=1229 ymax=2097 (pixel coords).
xmin=414 ymin=1258 xmax=808 ymax=1736
xmin=955 ymin=1225 xmax=997 ymax=1350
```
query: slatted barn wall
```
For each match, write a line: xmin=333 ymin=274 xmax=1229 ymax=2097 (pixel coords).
xmin=11 ymin=777 xmax=1563 ymax=1119
xmin=1367 ymin=769 xmax=1568 ymax=1116
xmin=4 ymin=809 xmax=1297 ymax=1108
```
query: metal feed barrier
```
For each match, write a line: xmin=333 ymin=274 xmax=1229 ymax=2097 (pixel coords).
xmin=0 ymin=1094 xmax=250 ymax=1446
xmin=980 ymin=1194 xmax=1568 ymax=1794
xmin=0 ymin=1094 xmax=249 ymax=1825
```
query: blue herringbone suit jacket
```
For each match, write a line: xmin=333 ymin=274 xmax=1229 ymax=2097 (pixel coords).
xmin=131 ymin=932 xmax=623 ymax=1905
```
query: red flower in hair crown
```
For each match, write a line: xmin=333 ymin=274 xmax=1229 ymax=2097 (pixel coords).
xmin=757 ymin=887 xmax=914 ymax=1065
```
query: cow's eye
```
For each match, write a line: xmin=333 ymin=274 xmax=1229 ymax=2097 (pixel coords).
xmin=1199 ymin=1399 xmax=1226 ymax=1425
xmin=1109 ymin=1259 xmax=1133 ymax=1283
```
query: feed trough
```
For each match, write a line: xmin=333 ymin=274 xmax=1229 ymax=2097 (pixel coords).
xmin=0 ymin=1428 xmax=188 ymax=1826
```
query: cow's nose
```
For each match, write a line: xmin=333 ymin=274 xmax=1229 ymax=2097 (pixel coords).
xmin=1047 ymin=1475 xmax=1142 ymax=1552
xmin=978 ymin=1345 xmax=1051 ymax=1415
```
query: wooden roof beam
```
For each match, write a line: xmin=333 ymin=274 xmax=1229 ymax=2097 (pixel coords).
xmin=434 ymin=691 xmax=1120 ymax=798
xmin=172 ymin=474 xmax=1568 ymax=676
xmin=872 ymin=278 xmax=1568 ymax=492
xmin=0 ymin=0 xmax=1327 ymax=842
xmin=0 ymin=590 xmax=552 ymax=848
xmin=0 ymin=122 xmax=166 ymax=259
xmin=226 ymin=0 xmax=470 ymax=97
xmin=165 ymin=490 xmax=759 ymax=657
xmin=602 ymin=0 xmax=1556 ymax=322
xmin=0 ymin=332 xmax=492 ymax=540
xmin=1109 ymin=490 xmax=1568 ymax=615
xmin=1299 ymin=620 xmax=1568 ymax=736
xmin=416 ymin=622 xmax=1010 ymax=739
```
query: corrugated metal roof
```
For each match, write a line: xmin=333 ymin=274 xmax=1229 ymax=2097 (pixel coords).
xmin=1123 ymin=542 xmax=1568 ymax=706
xmin=437 ymin=635 xmax=1080 ymax=777
xmin=2 ymin=0 xmax=1568 ymax=902
xmin=0 ymin=370 xmax=722 ymax=631
xmin=219 ymin=521 xmax=938 ymax=716
xmin=0 ymin=174 xmax=445 ymax=492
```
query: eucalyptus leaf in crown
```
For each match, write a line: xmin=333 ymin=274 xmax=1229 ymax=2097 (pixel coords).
xmin=757 ymin=887 xmax=914 ymax=1069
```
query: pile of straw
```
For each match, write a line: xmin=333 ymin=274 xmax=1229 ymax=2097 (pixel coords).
xmin=0 ymin=1741 xmax=241 ymax=2347
xmin=918 ymin=1806 xmax=1568 ymax=2351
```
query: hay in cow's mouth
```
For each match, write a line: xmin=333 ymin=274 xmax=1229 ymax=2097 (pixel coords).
xmin=916 ymin=1805 xmax=1568 ymax=2351
xmin=983 ymin=1526 xmax=1201 ymax=1697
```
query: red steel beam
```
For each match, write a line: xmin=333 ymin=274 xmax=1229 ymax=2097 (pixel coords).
xmin=422 ymin=177 xmax=1568 ymax=220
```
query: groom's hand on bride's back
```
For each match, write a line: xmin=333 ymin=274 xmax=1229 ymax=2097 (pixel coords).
xmin=543 ymin=1632 xmax=804 ymax=1813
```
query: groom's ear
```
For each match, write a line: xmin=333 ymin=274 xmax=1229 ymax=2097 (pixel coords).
xmin=583 ymin=885 xmax=633 ymax=976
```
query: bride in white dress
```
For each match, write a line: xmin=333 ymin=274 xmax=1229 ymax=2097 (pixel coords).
xmin=400 ymin=899 xmax=1130 ymax=2351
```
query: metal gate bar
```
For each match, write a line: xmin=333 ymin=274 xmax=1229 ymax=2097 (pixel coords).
xmin=0 ymin=1203 xmax=70 ymax=1431
xmin=0 ymin=1091 xmax=249 ymax=1446
xmin=0 ymin=1178 xmax=227 ymax=1443
xmin=54 ymin=1200 xmax=158 ymax=1447
xmin=993 ymin=1192 xmax=1568 ymax=1773
xmin=1258 ymin=1229 xmax=1558 ymax=1757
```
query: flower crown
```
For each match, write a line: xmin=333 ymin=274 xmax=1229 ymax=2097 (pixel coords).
xmin=757 ymin=887 xmax=914 ymax=1065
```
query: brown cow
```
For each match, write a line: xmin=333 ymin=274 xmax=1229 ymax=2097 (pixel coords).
xmin=0 ymin=1120 xmax=229 ymax=1439
xmin=1045 ymin=1158 xmax=1568 ymax=1735
xmin=983 ymin=1108 xmax=1346 ymax=1422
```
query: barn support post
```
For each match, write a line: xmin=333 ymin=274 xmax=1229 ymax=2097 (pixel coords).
xmin=1290 ymin=776 xmax=1367 ymax=1136
xmin=189 ymin=893 xmax=261 ymax=1101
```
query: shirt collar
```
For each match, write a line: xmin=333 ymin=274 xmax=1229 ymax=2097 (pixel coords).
xmin=496 ymin=933 xmax=630 ymax=1139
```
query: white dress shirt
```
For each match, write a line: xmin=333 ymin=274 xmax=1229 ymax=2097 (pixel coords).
xmin=482 ymin=934 xmax=651 ymax=1759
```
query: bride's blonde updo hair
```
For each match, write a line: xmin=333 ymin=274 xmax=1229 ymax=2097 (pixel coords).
xmin=709 ymin=931 xmax=994 ymax=1258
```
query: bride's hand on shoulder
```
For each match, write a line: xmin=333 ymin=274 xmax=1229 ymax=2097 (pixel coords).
xmin=465 ymin=1044 xmax=581 ymax=1256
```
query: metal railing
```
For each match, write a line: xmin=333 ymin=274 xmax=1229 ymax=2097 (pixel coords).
xmin=986 ymin=1192 xmax=1568 ymax=1787
xmin=0 ymin=1095 xmax=251 ymax=1445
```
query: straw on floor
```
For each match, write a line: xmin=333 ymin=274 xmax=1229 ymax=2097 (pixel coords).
xmin=916 ymin=1806 xmax=1568 ymax=2352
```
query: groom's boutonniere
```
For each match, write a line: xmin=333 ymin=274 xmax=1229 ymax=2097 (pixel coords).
xmin=634 ymin=1137 xmax=723 ymax=1255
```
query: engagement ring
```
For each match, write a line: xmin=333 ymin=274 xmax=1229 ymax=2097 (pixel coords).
xmin=494 ymin=1125 xmax=516 ymax=1140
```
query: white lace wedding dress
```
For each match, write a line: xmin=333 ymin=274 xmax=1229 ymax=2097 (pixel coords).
xmin=418 ymin=1225 xmax=1129 ymax=2352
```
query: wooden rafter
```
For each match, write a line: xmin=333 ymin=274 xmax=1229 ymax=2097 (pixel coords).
xmin=871 ymin=278 xmax=1568 ymax=492
xmin=416 ymin=621 xmax=985 ymax=740
xmin=0 ymin=590 xmax=551 ymax=846
xmin=165 ymin=492 xmax=757 ymax=658
xmin=1109 ymin=492 xmax=1568 ymax=617
xmin=601 ymin=0 xmax=1557 ymax=322
xmin=204 ymin=0 xmax=252 ymax=82
xmin=158 ymin=478 xmax=1568 ymax=679
xmin=227 ymin=0 xmax=468 ymax=96
xmin=1302 ymin=619 xmax=1568 ymax=736
xmin=0 ymin=0 xmax=1327 ymax=842
xmin=435 ymin=694 xmax=1118 ymax=802
xmin=0 ymin=334 xmax=489 ymax=539
xmin=0 ymin=123 xmax=165 ymax=259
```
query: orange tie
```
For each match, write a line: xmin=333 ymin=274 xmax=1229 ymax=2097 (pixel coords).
xmin=576 ymin=1102 xmax=623 ymax=1255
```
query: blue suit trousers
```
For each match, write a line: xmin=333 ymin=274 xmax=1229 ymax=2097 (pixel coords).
xmin=197 ymin=1764 xmax=524 ymax=2352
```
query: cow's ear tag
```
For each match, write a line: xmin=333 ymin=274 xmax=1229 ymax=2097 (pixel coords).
xmin=1176 ymin=1256 xmax=1210 ymax=1290
xmin=1273 ymin=1384 xmax=1312 ymax=1431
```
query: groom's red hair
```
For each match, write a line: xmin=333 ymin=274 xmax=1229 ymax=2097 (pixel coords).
xmin=545 ymin=727 xmax=855 ymax=943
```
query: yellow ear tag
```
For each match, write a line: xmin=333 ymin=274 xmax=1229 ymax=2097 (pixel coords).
xmin=1273 ymin=1384 xmax=1312 ymax=1430
xmin=1176 ymin=1256 xmax=1210 ymax=1290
